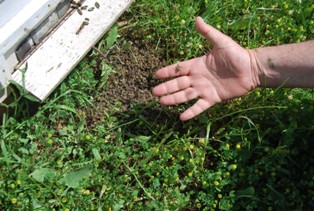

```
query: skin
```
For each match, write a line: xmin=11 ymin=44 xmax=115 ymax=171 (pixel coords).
xmin=152 ymin=17 xmax=314 ymax=121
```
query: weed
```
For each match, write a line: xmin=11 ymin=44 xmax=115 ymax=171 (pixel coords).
xmin=1 ymin=0 xmax=313 ymax=210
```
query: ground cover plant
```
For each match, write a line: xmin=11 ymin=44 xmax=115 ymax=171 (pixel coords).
xmin=1 ymin=0 xmax=314 ymax=210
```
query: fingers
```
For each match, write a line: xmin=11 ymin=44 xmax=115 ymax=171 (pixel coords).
xmin=152 ymin=76 xmax=191 ymax=96
xmin=159 ymin=87 xmax=198 ymax=105
xmin=195 ymin=16 xmax=231 ymax=48
xmin=180 ymin=99 xmax=212 ymax=121
xmin=155 ymin=60 xmax=191 ymax=79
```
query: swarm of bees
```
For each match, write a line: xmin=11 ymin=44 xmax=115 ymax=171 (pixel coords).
xmin=70 ymin=0 xmax=100 ymax=35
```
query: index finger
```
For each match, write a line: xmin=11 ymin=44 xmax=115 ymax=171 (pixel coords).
xmin=155 ymin=60 xmax=191 ymax=79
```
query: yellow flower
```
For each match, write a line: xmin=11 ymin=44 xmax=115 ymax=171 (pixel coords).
xmin=188 ymin=172 xmax=193 ymax=177
xmin=231 ymin=164 xmax=237 ymax=170
xmin=236 ymin=144 xmax=241 ymax=150
xmin=214 ymin=181 xmax=219 ymax=186
xmin=11 ymin=198 xmax=17 ymax=204
xmin=189 ymin=144 xmax=194 ymax=150
xmin=83 ymin=189 xmax=91 ymax=195
xmin=225 ymin=144 xmax=230 ymax=150
xmin=218 ymin=194 xmax=223 ymax=199
xmin=85 ymin=135 xmax=91 ymax=141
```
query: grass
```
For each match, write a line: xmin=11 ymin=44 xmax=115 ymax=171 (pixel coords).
xmin=1 ymin=0 xmax=314 ymax=210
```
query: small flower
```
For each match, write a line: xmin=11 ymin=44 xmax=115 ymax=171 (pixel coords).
xmin=48 ymin=139 xmax=53 ymax=145
xmin=214 ymin=181 xmax=219 ymax=186
xmin=10 ymin=183 xmax=15 ymax=189
xmin=11 ymin=198 xmax=17 ymax=204
xmin=85 ymin=135 xmax=91 ymax=141
xmin=231 ymin=164 xmax=237 ymax=170
xmin=218 ymin=193 xmax=223 ymax=199
xmin=225 ymin=144 xmax=230 ymax=150
xmin=236 ymin=144 xmax=241 ymax=150
xmin=188 ymin=172 xmax=193 ymax=177
xmin=83 ymin=189 xmax=91 ymax=195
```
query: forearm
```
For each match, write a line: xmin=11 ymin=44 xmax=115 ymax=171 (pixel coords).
xmin=250 ymin=40 xmax=314 ymax=88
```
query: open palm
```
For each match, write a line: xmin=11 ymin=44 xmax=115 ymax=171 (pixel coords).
xmin=152 ymin=17 xmax=259 ymax=121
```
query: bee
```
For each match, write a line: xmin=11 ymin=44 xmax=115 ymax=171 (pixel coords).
xmin=77 ymin=0 xmax=83 ymax=7
xmin=95 ymin=2 xmax=100 ymax=9
xmin=77 ymin=8 xmax=82 ymax=15
xmin=88 ymin=7 xmax=94 ymax=11
xmin=81 ymin=5 xmax=88 ymax=10
xmin=71 ymin=4 xmax=78 ymax=9
xmin=76 ymin=19 xmax=89 ymax=35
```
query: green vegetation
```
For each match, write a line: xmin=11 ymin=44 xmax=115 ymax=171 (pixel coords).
xmin=1 ymin=0 xmax=314 ymax=210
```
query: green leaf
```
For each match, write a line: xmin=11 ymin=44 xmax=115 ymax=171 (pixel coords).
xmin=30 ymin=168 xmax=55 ymax=183
xmin=62 ymin=164 xmax=92 ymax=188
xmin=23 ymin=93 xmax=40 ymax=102
xmin=54 ymin=104 xmax=78 ymax=115
xmin=236 ymin=187 xmax=255 ymax=198
xmin=9 ymin=80 xmax=24 ymax=94
xmin=92 ymin=148 xmax=101 ymax=160
xmin=18 ymin=147 xmax=29 ymax=155
xmin=106 ymin=26 xmax=118 ymax=49
xmin=0 ymin=140 xmax=8 ymax=159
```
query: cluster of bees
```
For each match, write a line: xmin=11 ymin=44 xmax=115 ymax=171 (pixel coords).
xmin=70 ymin=0 xmax=100 ymax=35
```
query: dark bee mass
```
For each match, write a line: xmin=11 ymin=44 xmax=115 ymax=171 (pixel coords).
xmin=84 ymin=27 xmax=170 ymax=127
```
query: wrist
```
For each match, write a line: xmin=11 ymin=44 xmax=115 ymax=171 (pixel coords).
xmin=247 ymin=49 xmax=264 ymax=88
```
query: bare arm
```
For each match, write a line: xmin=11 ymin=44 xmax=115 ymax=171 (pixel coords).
xmin=251 ymin=40 xmax=314 ymax=88
xmin=153 ymin=17 xmax=314 ymax=121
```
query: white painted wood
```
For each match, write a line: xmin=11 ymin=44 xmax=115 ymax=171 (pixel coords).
xmin=12 ymin=0 xmax=133 ymax=101
xmin=0 ymin=0 xmax=32 ymax=29
xmin=0 ymin=0 xmax=64 ymax=74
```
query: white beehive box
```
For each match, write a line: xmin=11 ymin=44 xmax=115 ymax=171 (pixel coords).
xmin=0 ymin=0 xmax=133 ymax=102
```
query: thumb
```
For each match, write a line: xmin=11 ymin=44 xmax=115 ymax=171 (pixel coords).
xmin=195 ymin=17 xmax=231 ymax=48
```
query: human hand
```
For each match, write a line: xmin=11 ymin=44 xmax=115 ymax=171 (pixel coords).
xmin=152 ymin=17 xmax=260 ymax=121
